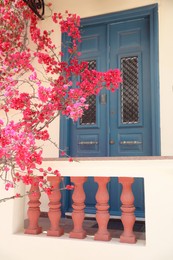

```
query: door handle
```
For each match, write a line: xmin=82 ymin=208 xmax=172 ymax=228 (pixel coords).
xmin=109 ymin=140 xmax=115 ymax=145
xmin=120 ymin=141 xmax=142 ymax=145
xmin=78 ymin=141 xmax=98 ymax=145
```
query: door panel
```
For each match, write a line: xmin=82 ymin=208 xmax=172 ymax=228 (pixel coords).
xmin=69 ymin=25 xmax=108 ymax=157
xmin=109 ymin=18 xmax=151 ymax=156
xmin=65 ymin=17 xmax=151 ymax=218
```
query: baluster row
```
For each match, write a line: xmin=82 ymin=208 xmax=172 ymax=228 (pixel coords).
xmin=25 ymin=176 xmax=136 ymax=244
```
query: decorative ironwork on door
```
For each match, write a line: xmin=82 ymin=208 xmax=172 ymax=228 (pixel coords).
xmin=80 ymin=60 xmax=97 ymax=125
xmin=120 ymin=56 xmax=139 ymax=124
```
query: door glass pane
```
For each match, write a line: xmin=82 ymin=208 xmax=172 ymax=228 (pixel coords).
xmin=80 ymin=94 xmax=96 ymax=125
xmin=80 ymin=60 xmax=97 ymax=125
xmin=120 ymin=56 xmax=139 ymax=124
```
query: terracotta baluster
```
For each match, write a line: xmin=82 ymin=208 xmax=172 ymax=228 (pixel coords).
xmin=94 ymin=177 xmax=111 ymax=241
xmin=69 ymin=177 xmax=87 ymax=239
xmin=25 ymin=178 xmax=42 ymax=235
xmin=47 ymin=176 xmax=64 ymax=237
xmin=118 ymin=177 xmax=136 ymax=243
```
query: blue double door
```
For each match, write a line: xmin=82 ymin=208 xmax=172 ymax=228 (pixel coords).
xmin=65 ymin=16 xmax=152 ymax=218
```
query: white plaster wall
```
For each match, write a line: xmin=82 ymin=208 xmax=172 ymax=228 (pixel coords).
xmin=50 ymin=0 xmax=161 ymax=18
xmin=0 ymin=158 xmax=173 ymax=260
xmin=159 ymin=0 xmax=173 ymax=155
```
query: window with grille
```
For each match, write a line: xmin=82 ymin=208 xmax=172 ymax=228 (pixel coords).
xmin=120 ymin=56 xmax=139 ymax=124
xmin=80 ymin=60 xmax=97 ymax=125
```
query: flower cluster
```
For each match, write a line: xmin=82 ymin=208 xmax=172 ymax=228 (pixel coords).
xmin=0 ymin=0 xmax=122 ymax=197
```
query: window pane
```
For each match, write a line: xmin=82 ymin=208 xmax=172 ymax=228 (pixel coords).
xmin=80 ymin=60 xmax=97 ymax=125
xmin=120 ymin=56 xmax=139 ymax=124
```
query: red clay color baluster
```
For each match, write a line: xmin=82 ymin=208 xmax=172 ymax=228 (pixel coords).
xmin=118 ymin=177 xmax=136 ymax=243
xmin=94 ymin=177 xmax=111 ymax=241
xmin=25 ymin=178 xmax=42 ymax=235
xmin=47 ymin=176 xmax=64 ymax=237
xmin=69 ymin=177 xmax=87 ymax=239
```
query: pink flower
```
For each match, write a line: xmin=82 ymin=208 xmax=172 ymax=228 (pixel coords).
xmin=0 ymin=3 xmax=121 ymax=199
xmin=15 ymin=193 xmax=21 ymax=198
xmin=5 ymin=182 xmax=13 ymax=191
xmin=54 ymin=170 xmax=60 ymax=176
xmin=29 ymin=71 xmax=37 ymax=81
xmin=66 ymin=185 xmax=74 ymax=190
xmin=38 ymin=86 xmax=50 ymax=102
xmin=60 ymin=151 xmax=66 ymax=156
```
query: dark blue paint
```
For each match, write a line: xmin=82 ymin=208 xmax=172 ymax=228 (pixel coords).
xmin=109 ymin=18 xmax=152 ymax=157
xmin=69 ymin=25 xmax=108 ymax=157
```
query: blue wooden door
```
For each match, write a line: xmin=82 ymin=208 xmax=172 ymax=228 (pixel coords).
xmin=70 ymin=18 xmax=151 ymax=158
xmin=63 ymin=16 xmax=152 ymax=218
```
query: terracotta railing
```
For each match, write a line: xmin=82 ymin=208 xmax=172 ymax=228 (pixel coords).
xmin=25 ymin=176 xmax=137 ymax=244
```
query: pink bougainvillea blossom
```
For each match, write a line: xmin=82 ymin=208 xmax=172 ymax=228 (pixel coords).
xmin=0 ymin=0 xmax=122 ymax=198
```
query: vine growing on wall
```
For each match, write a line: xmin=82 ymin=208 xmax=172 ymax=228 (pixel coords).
xmin=0 ymin=0 xmax=122 ymax=200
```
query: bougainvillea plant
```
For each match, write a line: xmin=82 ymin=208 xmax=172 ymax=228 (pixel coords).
xmin=0 ymin=0 xmax=122 ymax=200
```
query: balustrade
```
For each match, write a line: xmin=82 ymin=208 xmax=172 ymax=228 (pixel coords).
xmin=94 ymin=177 xmax=111 ymax=241
xmin=25 ymin=177 xmax=42 ymax=234
xmin=69 ymin=176 xmax=87 ymax=239
xmin=25 ymin=175 xmax=140 ymax=244
xmin=47 ymin=176 xmax=64 ymax=237
xmin=118 ymin=177 xmax=136 ymax=243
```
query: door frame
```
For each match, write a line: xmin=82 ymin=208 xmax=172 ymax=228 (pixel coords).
xmin=60 ymin=4 xmax=160 ymax=157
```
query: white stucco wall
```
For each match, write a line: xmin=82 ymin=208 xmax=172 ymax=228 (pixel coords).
xmin=159 ymin=0 xmax=173 ymax=155
xmin=1 ymin=157 xmax=173 ymax=260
